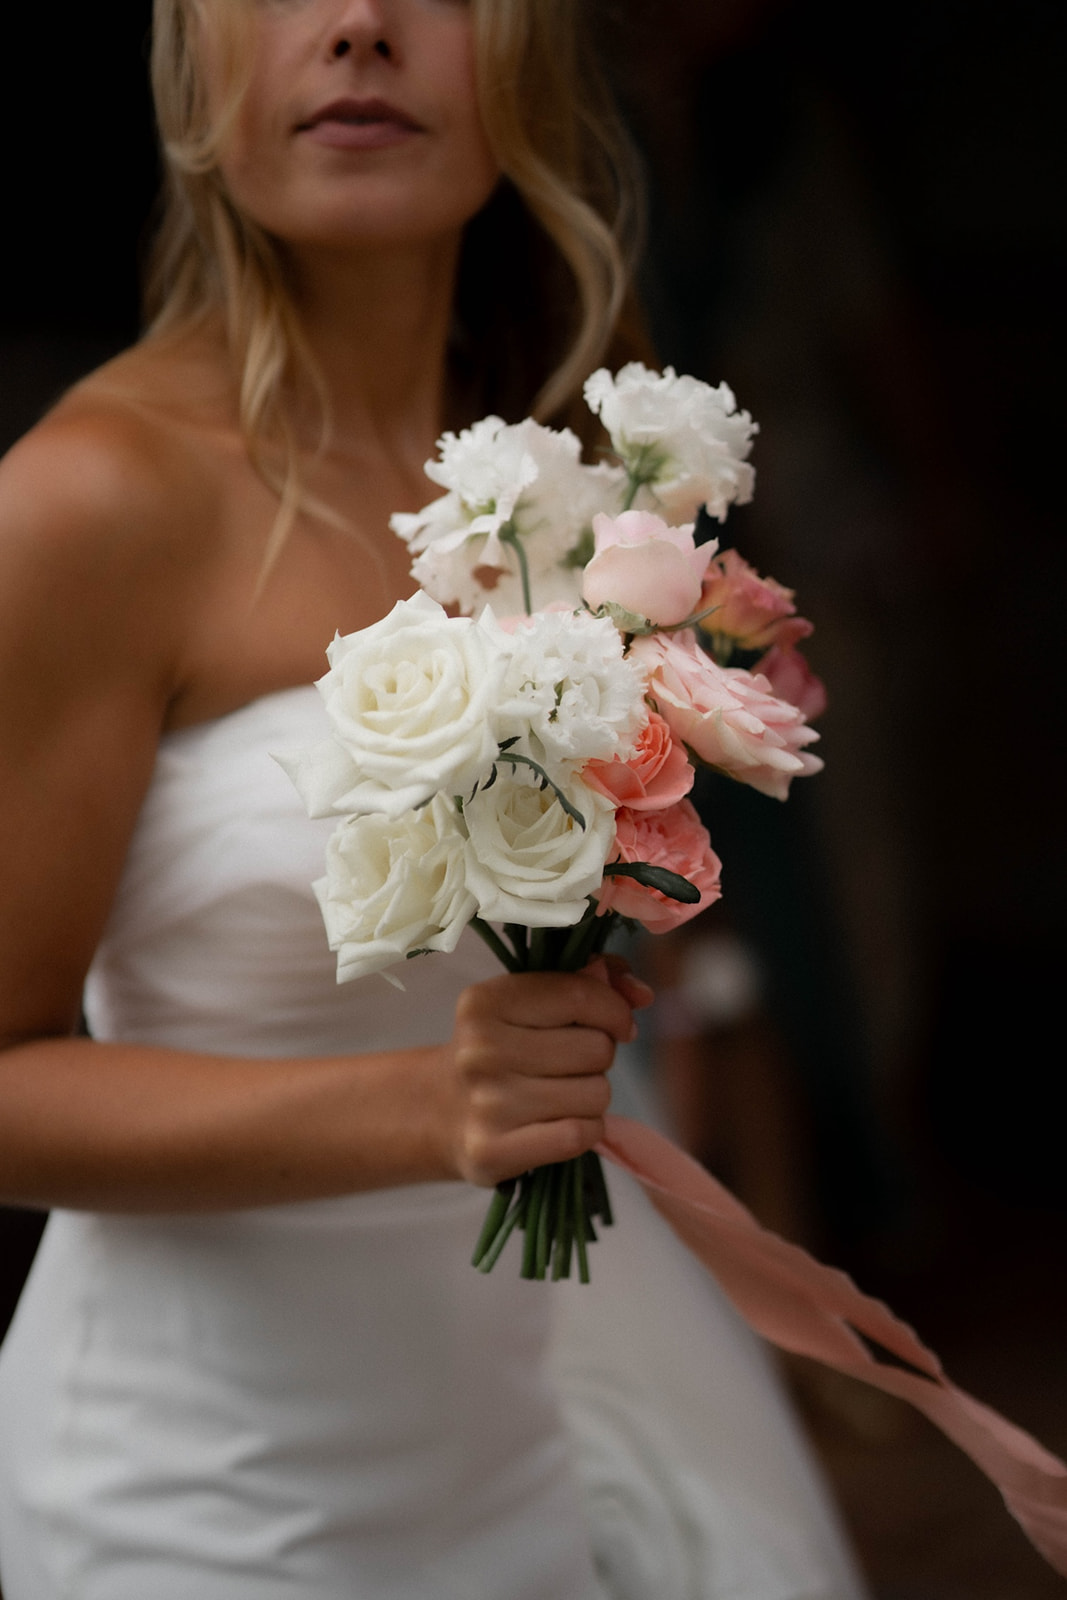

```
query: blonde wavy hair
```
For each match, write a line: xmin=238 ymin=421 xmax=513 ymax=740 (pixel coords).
xmin=144 ymin=0 xmax=647 ymax=563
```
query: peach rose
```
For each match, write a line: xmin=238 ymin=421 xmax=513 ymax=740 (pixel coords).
xmin=596 ymin=800 xmax=722 ymax=933
xmin=698 ymin=548 xmax=811 ymax=651
xmin=582 ymin=510 xmax=714 ymax=626
xmin=630 ymin=630 xmax=823 ymax=800
xmin=583 ymin=710 xmax=694 ymax=812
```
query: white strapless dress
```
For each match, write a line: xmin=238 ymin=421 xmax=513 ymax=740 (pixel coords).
xmin=0 ymin=687 xmax=867 ymax=1599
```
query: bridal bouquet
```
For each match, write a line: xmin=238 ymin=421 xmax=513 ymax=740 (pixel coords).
xmin=279 ymin=364 xmax=824 ymax=1281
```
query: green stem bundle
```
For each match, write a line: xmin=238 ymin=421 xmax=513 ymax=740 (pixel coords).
xmin=469 ymin=903 xmax=621 ymax=1282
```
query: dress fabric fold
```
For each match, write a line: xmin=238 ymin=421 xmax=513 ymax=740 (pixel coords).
xmin=0 ymin=685 xmax=867 ymax=1600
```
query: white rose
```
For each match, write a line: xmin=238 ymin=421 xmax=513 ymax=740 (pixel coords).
xmin=485 ymin=607 xmax=647 ymax=769
xmin=315 ymin=795 xmax=476 ymax=983
xmin=584 ymin=362 xmax=757 ymax=523
xmin=463 ymin=765 xmax=617 ymax=927
xmin=277 ymin=592 xmax=504 ymax=820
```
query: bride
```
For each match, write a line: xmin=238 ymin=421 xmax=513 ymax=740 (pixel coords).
xmin=0 ymin=1 xmax=866 ymax=1595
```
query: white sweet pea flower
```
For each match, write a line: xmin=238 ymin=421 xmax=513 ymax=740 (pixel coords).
xmin=276 ymin=592 xmax=505 ymax=820
xmin=429 ymin=416 xmax=536 ymax=526
xmin=584 ymin=362 xmax=757 ymax=523
xmin=391 ymin=416 xmax=625 ymax=615
xmin=484 ymin=607 xmax=647 ymax=769
xmin=315 ymin=795 xmax=476 ymax=983
xmin=406 ymin=521 xmax=588 ymax=618
xmin=463 ymin=764 xmax=617 ymax=927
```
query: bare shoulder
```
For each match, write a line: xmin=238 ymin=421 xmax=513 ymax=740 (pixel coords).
xmin=0 ymin=336 xmax=230 ymax=568
xmin=0 ymin=336 xmax=242 ymax=1039
xmin=0 ymin=333 xmax=235 ymax=700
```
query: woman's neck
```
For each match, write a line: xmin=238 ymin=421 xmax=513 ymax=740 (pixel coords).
xmin=282 ymin=234 xmax=460 ymax=477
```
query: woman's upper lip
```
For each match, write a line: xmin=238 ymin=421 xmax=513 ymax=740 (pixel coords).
xmin=296 ymin=97 xmax=424 ymax=133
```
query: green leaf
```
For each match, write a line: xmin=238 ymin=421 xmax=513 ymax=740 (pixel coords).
xmin=495 ymin=751 xmax=586 ymax=829
xmin=602 ymin=859 xmax=701 ymax=903
xmin=598 ymin=600 xmax=653 ymax=634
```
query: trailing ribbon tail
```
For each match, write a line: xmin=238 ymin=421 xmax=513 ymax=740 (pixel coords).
xmin=598 ymin=1113 xmax=1067 ymax=1578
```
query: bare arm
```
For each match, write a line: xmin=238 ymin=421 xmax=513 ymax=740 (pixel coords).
xmin=0 ymin=408 xmax=644 ymax=1214
xmin=0 ymin=969 xmax=641 ymax=1212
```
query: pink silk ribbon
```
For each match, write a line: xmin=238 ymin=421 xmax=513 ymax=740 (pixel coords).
xmin=598 ymin=1113 xmax=1067 ymax=1577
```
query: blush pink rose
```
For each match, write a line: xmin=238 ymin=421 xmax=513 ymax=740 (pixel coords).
xmin=596 ymin=800 xmax=722 ymax=933
xmin=630 ymin=630 xmax=823 ymax=800
xmin=583 ymin=710 xmax=694 ymax=811
xmin=698 ymin=548 xmax=812 ymax=650
xmin=582 ymin=510 xmax=714 ymax=626
xmin=754 ymin=643 xmax=828 ymax=721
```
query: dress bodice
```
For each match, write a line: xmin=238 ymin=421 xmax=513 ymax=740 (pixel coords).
xmin=2 ymin=686 xmax=607 ymax=1599
xmin=84 ymin=684 xmax=497 ymax=1057
xmin=1 ymin=686 xmax=867 ymax=1600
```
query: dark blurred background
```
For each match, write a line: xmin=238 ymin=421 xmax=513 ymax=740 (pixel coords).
xmin=1 ymin=3 xmax=1064 ymax=1594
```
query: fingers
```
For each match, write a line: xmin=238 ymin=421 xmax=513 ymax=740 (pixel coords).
xmin=595 ymin=953 xmax=655 ymax=1012
xmin=444 ymin=965 xmax=656 ymax=1186
xmin=469 ymin=1056 xmax=613 ymax=1127
xmin=467 ymin=1116 xmax=608 ymax=1185
xmin=455 ymin=970 xmax=636 ymax=1051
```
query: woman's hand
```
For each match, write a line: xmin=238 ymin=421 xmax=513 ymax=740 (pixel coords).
xmin=435 ymin=960 xmax=654 ymax=1188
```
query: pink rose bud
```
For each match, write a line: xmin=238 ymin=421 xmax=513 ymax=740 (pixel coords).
xmin=582 ymin=510 xmax=714 ymax=627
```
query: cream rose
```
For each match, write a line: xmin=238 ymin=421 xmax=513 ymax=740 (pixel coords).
xmin=463 ymin=766 xmax=617 ymax=927
xmin=281 ymin=592 xmax=505 ymax=820
xmin=314 ymin=795 xmax=476 ymax=982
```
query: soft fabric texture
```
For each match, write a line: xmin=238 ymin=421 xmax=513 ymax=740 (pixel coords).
xmin=0 ymin=686 xmax=866 ymax=1599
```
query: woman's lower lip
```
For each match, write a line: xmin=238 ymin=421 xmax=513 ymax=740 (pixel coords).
xmin=300 ymin=119 xmax=419 ymax=151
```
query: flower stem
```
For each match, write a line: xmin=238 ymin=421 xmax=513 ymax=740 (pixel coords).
xmin=471 ymin=1179 xmax=515 ymax=1268
xmin=535 ymin=1165 xmax=558 ymax=1278
xmin=521 ymin=1166 xmax=549 ymax=1279
xmin=498 ymin=521 xmax=532 ymax=615
xmin=573 ymin=1157 xmax=591 ymax=1284
xmin=528 ymin=927 xmax=549 ymax=971
xmin=584 ymin=1149 xmax=614 ymax=1228
xmin=469 ymin=910 xmax=623 ymax=1281
xmin=552 ymin=1162 xmax=574 ymax=1281
xmin=474 ymin=1185 xmax=528 ymax=1274
xmin=470 ymin=917 xmax=522 ymax=973
xmin=558 ymin=904 xmax=616 ymax=971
